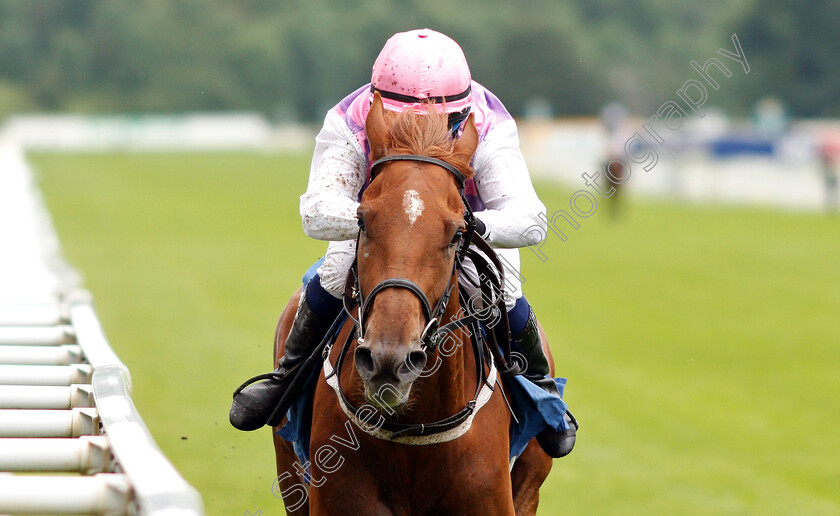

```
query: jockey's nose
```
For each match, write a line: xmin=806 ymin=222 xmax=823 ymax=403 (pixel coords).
xmin=354 ymin=343 xmax=427 ymax=384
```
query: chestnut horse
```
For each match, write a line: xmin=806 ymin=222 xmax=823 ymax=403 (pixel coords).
xmin=272 ymin=94 xmax=553 ymax=515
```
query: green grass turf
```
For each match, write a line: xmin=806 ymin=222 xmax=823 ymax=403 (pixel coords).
xmin=31 ymin=152 xmax=840 ymax=515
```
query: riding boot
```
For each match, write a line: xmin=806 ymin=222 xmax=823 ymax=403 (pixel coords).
xmin=229 ymin=281 xmax=338 ymax=431
xmin=514 ymin=306 xmax=578 ymax=458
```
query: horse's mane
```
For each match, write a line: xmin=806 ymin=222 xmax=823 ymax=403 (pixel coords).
xmin=387 ymin=106 xmax=475 ymax=180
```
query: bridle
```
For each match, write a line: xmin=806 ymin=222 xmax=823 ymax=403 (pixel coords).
xmin=346 ymin=154 xmax=476 ymax=352
xmin=322 ymin=153 xmax=506 ymax=444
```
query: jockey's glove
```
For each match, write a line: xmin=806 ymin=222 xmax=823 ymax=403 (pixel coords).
xmin=474 ymin=217 xmax=489 ymax=240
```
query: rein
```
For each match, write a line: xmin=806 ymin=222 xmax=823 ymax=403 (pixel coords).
xmin=322 ymin=153 xmax=513 ymax=444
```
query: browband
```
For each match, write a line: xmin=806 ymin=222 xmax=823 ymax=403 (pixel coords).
xmin=370 ymin=154 xmax=467 ymax=190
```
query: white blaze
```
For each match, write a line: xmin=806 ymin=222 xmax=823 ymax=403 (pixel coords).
xmin=403 ymin=189 xmax=424 ymax=226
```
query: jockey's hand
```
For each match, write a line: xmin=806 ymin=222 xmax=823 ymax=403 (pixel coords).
xmin=474 ymin=217 xmax=488 ymax=239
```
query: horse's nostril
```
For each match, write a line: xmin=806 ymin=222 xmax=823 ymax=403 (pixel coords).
xmin=398 ymin=350 xmax=427 ymax=380
xmin=355 ymin=347 xmax=376 ymax=379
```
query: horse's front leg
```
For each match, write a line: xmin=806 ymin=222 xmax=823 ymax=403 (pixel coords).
xmin=438 ymin=440 xmax=517 ymax=516
xmin=308 ymin=476 xmax=395 ymax=516
xmin=510 ymin=437 xmax=552 ymax=516
xmin=450 ymin=469 xmax=517 ymax=516
xmin=508 ymin=321 xmax=556 ymax=515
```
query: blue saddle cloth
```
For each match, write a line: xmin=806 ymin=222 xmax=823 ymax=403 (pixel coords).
xmin=278 ymin=261 xmax=572 ymax=478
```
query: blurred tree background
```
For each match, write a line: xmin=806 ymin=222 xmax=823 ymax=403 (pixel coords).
xmin=0 ymin=0 xmax=836 ymax=121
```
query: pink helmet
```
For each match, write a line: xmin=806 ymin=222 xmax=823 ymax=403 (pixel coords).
xmin=371 ymin=29 xmax=472 ymax=126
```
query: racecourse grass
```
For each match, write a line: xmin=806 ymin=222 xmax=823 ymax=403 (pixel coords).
xmin=31 ymin=152 xmax=840 ymax=516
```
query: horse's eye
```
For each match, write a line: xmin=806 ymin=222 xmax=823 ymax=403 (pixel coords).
xmin=449 ymin=230 xmax=463 ymax=247
xmin=357 ymin=216 xmax=366 ymax=232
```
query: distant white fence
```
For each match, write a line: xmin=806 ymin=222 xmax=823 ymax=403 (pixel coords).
xmin=1 ymin=113 xmax=313 ymax=152
xmin=0 ymin=141 xmax=205 ymax=515
xmin=519 ymin=117 xmax=839 ymax=211
xmin=3 ymin=112 xmax=839 ymax=210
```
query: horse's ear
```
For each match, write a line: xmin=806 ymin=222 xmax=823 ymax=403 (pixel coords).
xmin=366 ymin=92 xmax=391 ymax=161
xmin=454 ymin=113 xmax=478 ymax=160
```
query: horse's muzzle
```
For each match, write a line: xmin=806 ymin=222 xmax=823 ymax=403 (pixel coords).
xmin=354 ymin=344 xmax=427 ymax=407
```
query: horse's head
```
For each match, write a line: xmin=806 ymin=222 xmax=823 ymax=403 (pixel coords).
xmin=353 ymin=93 xmax=478 ymax=409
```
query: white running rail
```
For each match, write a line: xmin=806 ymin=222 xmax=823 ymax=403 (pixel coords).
xmin=0 ymin=141 xmax=205 ymax=515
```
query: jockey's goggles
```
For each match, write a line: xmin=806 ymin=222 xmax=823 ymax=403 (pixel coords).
xmin=370 ymin=85 xmax=472 ymax=136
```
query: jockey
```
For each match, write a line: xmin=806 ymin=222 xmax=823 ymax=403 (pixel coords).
xmin=230 ymin=28 xmax=576 ymax=458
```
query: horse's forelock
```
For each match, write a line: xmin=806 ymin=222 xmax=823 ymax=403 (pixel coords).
xmin=387 ymin=106 xmax=474 ymax=180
